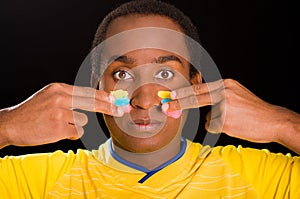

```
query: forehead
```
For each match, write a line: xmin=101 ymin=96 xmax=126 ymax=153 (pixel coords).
xmin=99 ymin=15 xmax=190 ymax=66
xmin=105 ymin=15 xmax=184 ymax=38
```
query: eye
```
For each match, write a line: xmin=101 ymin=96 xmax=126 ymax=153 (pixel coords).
xmin=113 ymin=70 xmax=133 ymax=80
xmin=155 ymin=69 xmax=174 ymax=80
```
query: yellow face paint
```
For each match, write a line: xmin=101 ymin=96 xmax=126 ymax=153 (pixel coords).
xmin=110 ymin=89 xmax=130 ymax=107
xmin=157 ymin=91 xmax=171 ymax=99
xmin=111 ymin=89 xmax=128 ymax=99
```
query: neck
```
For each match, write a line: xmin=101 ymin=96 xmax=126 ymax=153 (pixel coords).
xmin=112 ymin=135 xmax=182 ymax=170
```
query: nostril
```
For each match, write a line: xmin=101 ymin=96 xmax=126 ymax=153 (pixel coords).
xmin=129 ymin=95 xmax=161 ymax=110
xmin=129 ymin=85 xmax=163 ymax=109
xmin=129 ymin=98 xmax=133 ymax=105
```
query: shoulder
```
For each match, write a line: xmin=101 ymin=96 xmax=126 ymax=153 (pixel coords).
xmin=211 ymin=144 xmax=297 ymax=161
xmin=0 ymin=148 xmax=94 ymax=168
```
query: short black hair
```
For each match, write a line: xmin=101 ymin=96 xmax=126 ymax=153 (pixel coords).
xmin=92 ymin=0 xmax=200 ymax=49
xmin=91 ymin=0 xmax=200 ymax=82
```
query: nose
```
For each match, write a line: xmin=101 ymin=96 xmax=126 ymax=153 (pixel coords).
xmin=130 ymin=84 xmax=162 ymax=110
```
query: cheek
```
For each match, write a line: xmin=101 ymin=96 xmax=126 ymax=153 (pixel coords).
xmin=103 ymin=115 xmax=116 ymax=129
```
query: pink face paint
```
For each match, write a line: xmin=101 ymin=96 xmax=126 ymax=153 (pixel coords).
xmin=120 ymin=104 xmax=132 ymax=113
xmin=166 ymin=110 xmax=182 ymax=119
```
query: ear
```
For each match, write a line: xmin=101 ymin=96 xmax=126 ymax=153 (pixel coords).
xmin=190 ymin=71 xmax=202 ymax=85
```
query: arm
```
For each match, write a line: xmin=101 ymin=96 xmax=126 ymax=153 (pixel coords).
xmin=273 ymin=106 xmax=300 ymax=154
xmin=165 ymin=78 xmax=300 ymax=154
xmin=0 ymin=82 xmax=121 ymax=149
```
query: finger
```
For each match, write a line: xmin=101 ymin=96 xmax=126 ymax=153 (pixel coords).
xmin=48 ymin=122 xmax=84 ymax=143
xmin=74 ymin=87 xmax=114 ymax=103
xmin=71 ymin=95 xmax=123 ymax=116
xmin=206 ymin=102 xmax=225 ymax=121
xmin=52 ymin=109 xmax=88 ymax=127
xmin=49 ymin=83 xmax=121 ymax=116
xmin=94 ymin=98 xmax=124 ymax=117
xmin=205 ymin=116 xmax=224 ymax=134
xmin=171 ymin=79 xmax=224 ymax=99
xmin=166 ymin=89 xmax=225 ymax=111
xmin=166 ymin=92 xmax=212 ymax=111
xmin=70 ymin=111 xmax=88 ymax=127
xmin=58 ymin=83 xmax=114 ymax=103
xmin=65 ymin=124 xmax=84 ymax=140
xmin=206 ymin=111 xmax=211 ymax=121
xmin=205 ymin=105 xmax=226 ymax=134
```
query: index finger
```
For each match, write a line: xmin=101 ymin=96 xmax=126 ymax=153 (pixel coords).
xmin=71 ymin=85 xmax=114 ymax=103
xmin=171 ymin=79 xmax=224 ymax=99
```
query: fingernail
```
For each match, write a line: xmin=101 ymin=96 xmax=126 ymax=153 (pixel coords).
xmin=117 ymin=107 xmax=124 ymax=116
xmin=170 ymin=91 xmax=176 ymax=99
xmin=112 ymin=107 xmax=124 ymax=117
xmin=109 ymin=94 xmax=115 ymax=103
xmin=162 ymin=103 xmax=169 ymax=113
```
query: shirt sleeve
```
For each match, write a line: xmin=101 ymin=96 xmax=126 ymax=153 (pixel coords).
xmin=0 ymin=150 xmax=76 ymax=198
xmin=214 ymin=145 xmax=300 ymax=198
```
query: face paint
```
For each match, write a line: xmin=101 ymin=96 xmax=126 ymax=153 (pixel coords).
xmin=158 ymin=91 xmax=171 ymax=99
xmin=158 ymin=90 xmax=182 ymax=119
xmin=111 ymin=89 xmax=132 ymax=112
xmin=166 ymin=110 xmax=182 ymax=119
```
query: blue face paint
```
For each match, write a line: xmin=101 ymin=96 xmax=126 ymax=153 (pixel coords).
xmin=161 ymin=98 xmax=172 ymax=104
xmin=111 ymin=89 xmax=130 ymax=107
xmin=114 ymin=98 xmax=130 ymax=107
xmin=158 ymin=90 xmax=182 ymax=119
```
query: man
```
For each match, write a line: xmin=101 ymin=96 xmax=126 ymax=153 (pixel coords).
xmin=0 ymin=0 xmax=299 ymax=198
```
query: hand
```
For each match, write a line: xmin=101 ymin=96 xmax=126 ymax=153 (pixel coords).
xmin=164 ymin=78 xmax=300 ymax=148
xmin=0 ymin=83 xmax=123 ymax=148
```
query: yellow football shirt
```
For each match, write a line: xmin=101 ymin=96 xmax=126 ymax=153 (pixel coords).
xmin=0 ymin=138 xmax=299 ymax=198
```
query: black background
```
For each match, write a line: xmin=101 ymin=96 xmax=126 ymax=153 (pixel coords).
xmin=0 ymin=0 xmax=298 ymax=157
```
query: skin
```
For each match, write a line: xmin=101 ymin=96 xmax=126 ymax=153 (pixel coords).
xmin=166 ymin=78 xmax=300 ymax=153
xmin=0 ymin=83 xmax=122 ymax=148
xmin=0 ymin=14 xmax=299 ymax=158
xmin=99 ymin=16 xmax=199 ymax=165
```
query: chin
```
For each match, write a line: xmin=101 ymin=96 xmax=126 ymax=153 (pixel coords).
xmin=112 ymin=131 xmax=177 ymax=153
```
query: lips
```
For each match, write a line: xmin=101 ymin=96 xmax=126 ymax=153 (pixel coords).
xmin=128 ymin=119 xmax=163 ymax=132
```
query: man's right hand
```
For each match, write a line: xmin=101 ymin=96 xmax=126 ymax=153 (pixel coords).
xmin=0 ymin=83 xmax=123 ymax=148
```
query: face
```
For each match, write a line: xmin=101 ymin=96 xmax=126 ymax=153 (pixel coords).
xmin=99 ymin=15 xmax=200 ymax=153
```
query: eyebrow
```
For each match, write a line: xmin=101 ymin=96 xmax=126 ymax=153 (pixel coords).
xmin=107 ymin=55 xmax=135 ymax=64
xmin=154 ymin=55 xmax=182 ymax=64
xmin=109 ymin=55 xmax=182 ymax=65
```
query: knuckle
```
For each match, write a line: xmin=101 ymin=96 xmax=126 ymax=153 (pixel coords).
xmin=46 ymin=82 xmax=64 ymax=92
xmin=224 ymin=78 xmax=236 ymax=87
xmin=51 ymin=108 xmax=65 ymax=121
xmin=50 ymin=93 xmax=67 ymax=106
xmin=193 ymin=84 xmax=201 ymax=93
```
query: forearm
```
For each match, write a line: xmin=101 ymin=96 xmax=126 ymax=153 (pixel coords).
xmin=274 ymin=106 xmax=300 ymax=155
xmin=0 ymin=108 xmax=10 ymax=149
